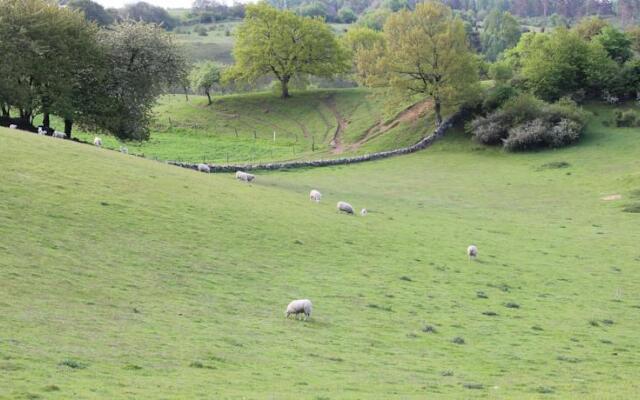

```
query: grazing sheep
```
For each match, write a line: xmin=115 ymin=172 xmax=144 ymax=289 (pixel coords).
xmin=235 ymin=171 xmax=255 ymax=182
xmin=360 ymin=208 xmax=368 ymax=216
xmin=120 ymin=146 xmax=128 ymax=154
xmin=93 ymin=137 xmax=102 ymax=147
xmin=467 ymin=245 xmax=478 ymax=261
xmin=309 ymin=189 xmax=322 ymax=202
xmin=285 ymin=299 xmax=313 ymax=320
xmin=9 ymin=124 xmax=17 ymax=129
xmin=337 ymin=201 xmax=354 ymax=215
xmin=37 ymin=126 xmax=45 ymax=135
xmin=197 ymin=163 xmax=211 ymax=173
xmin=52 ymin=131 xmax=66 ymax=139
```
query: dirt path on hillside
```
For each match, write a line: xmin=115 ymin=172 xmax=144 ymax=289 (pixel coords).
xmin=347 ymin=100 xmax=432 ymax=152
xmin=323 ymin=95 xmax=349 ymax=154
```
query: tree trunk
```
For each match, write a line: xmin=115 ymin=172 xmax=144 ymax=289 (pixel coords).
xmin=434 ymin=99 xmax=442 ymax=128
xmin=43 ymin=112 xmax=50 ymax=128
xmin=281 ymin=77 xmax=290 ymax=99
xmin=206 ymin=90 xmax=212 ymax=105
xmin=64 ymin=119 xmax=73 ymax=137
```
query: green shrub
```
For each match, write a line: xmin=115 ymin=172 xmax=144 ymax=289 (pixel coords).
xmin=482 ymin=84 xmax=519 ymax=113
xmin=468 ymin=94 xmax=587 ymax=151
xmin=614 ymin=110 xmax=640 ymax=127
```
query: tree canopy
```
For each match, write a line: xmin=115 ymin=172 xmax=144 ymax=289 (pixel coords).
xmin=366 ymin=1 xmax=480 ymax=126
xmin=227 ymin=3 xmax=349 ymax=98
xmin=190 ymin=61 xmax=223 ymax=105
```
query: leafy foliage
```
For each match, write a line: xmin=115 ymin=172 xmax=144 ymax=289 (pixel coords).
xmin=468 ymin=94 xmax=588 ymax=151
xmin=481 ymin=10 xmax=521 ymax=61
xmin=82 ymin=22 xmax=188 ymax=140
xmin=190 ymin=61 xmax=223 ymax=105
xmin=66 ymin=0 xmax=114 ymax=26
xmin=365 ymin=1 xmax=480 ymax=126
xmin=226 ymin=4 xmax=349 ymax=98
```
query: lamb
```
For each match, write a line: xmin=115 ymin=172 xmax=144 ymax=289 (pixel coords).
xmin=360 ymin=208 xmax=368 ymax=216
xmin=467 ymin=245 xmax=478 ymax=261
xmin=37 ymin=126 xmax=45 ymax=135
xmin=120 ymin=146 xmax=128 ymax=154
xmin=93 ymin=137 xmax=102 ymax=147
xmin=337 ymin=201 xmax=354 ymax=215
xmin=285 ymin=299 xmax=312 ymax=320
xmin=197 ymin=163 xmax=211 ymax=173
xmin=309 ymin=189 xmax=322 ymax=202
xmin=235 ymin=170 xmax=255 ymax=182
xmin=52 ymin=131 xmax=66 ymax=139
xmin=9 ymin=124 xmax=17 ymax=129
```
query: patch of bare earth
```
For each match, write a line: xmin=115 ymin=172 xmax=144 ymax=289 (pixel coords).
xmin=602 ymin=194 xmax=622 ymax=201
xmin=323 ymin=95 xmax=349 ymax=154
xmin=348 ymin=99 xmax=432 ymax=152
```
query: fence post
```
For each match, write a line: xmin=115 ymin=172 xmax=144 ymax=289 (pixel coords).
xmin=234 ymin=127 xmax=238 ymax=138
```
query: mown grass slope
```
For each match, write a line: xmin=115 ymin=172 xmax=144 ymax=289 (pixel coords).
xmin=73 ymin=88 xmax=432 ymax=164
xmin=1 ymin=105 xmax=639 ymax=399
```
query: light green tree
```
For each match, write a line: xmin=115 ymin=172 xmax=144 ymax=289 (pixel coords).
xmin=190 ymin=61 xmax=223 ymax=105
xmin=519 ymin=29 xmax=617 ymax=100
xmin=227 ymin=4 xmax=349 ymax=98
xmin=371 ymin=1 xmax=480 ymax=127
xmin=481 ymin=10 xmax=521 ymax=61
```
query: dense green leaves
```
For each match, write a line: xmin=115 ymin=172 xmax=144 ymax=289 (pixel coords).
xmin=227 ymin=4 xmax=349 ymax=98
xmin=190 ymin=61 xmax=223 ymax=105
xmin=369 ymin=1 xmax=480 ymax=126
xmin=481 ymin=10 xmax=521 ymax=61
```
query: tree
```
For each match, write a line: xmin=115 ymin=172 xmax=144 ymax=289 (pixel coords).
xmin=342 ymin=26 xmax=385 ymax=85
xmin=627 ymin=25 xmax=640 ymax=53
xmin=371 ymin=1 xmax=480 ymax=126
xmin=227 ymin=3 xmax=349 ymax=98
xmin=481 ymin=10 xmax=521 ymax=61
xmin=573 ymin=16 xmax=609 ymax=40
xmin=82 ymin=22 xmax=188 ymax=140
xmin=357 ymin=8 xmax=392 ymax=30
xmin=121 ymin=2 xmax=178 ymax=30
xmin=0 ymin=0 xmax=99 ymax=134
xmin=67 ymin=0 xmax=114 ymax=26
xmin=338 ymin=7 xmax=357 ymax=23
xmin=519 ymin=28 xmax=617 ymax=100
xmin=190 ymin=61 xmax=223 ymax=105
xmin=594 ymin=26 xmax=633 ymax=63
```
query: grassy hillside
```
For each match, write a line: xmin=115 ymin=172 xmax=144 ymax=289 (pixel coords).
xmin=2 ymin=106 xmax=640 ymax=399
xmin=173 ymin=21 xmax=239 ymax=64
xmin=73 ymin=88 xmax=434 ymax=164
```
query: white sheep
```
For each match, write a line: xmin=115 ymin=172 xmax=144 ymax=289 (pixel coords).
xmin=235 ymin=171 xmax=255 ymax=182
xmin=9 ymin=124 xmax=17 ymax=129
xmin=197 ymin=163 xmax=211 ymax=173
xmin=360 ymin=208 xmax=368 ymax=216
xmin=467 ymin=245 xmax=478 ymax=261
xmin=52 ymin=131 xmax=66 ymax=139
xmin=337 ymin=201 xmax=354 ymax=215
xmin=120 ymin=146 xmax=128 ymax=154
xmin=93 ymin=137 xmax=102 ymax=147
xmin=309 ymin=189 xmax=322 ymax=202
xmin=285 ymin=299 xmax=313 ymax=320
xmin=37 ymin=127 xmax=45 ymax=135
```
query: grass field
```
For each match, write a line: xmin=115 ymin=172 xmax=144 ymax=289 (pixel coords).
xmin=1 ymin=105 xmax=639 ymax=399
xmin=72 ymin=88 xmax=431 ymax=164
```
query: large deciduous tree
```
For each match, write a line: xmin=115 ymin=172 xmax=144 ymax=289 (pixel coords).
xmin=227 ymin=3 xmax=349 ymax=98
xmin=83 ymin=22 xmax=188 ymax=140
xmin=481 ymin=9 xmax=521 ymax=61
xmin=370 ymin=1 xmax=480 ymax=127
xmin=0 ymin=0 xmax=99 ymax=134
xmin=518 ymin=29 xmax=617 ymax=100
